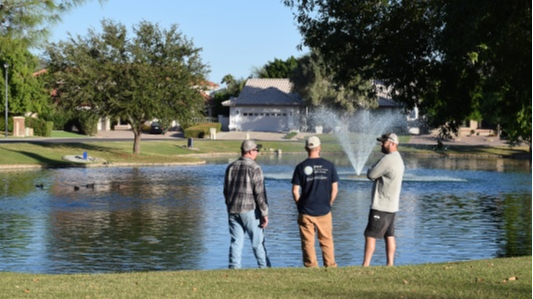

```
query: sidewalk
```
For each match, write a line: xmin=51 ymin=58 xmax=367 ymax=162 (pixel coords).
xmin=97 ymin=129 xmax=508 ymax=146
xmin=96 ymin=129 xmax=315 ymax=141
xmin=408 ymin=133 xmax=508 ymax=147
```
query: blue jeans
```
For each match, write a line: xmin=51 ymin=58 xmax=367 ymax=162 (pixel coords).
xmin=228 ymin=209 xmax=271 ymax=269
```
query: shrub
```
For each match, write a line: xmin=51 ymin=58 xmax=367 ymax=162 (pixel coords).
xmin=41 ymin=110 xmax=73 ymax=130
xmin=142 ymin=123 xmax=151 ymax=133
xmin=25 ymin=117 xmax=49 ymax=136
xmin=45 ymin=121 xmax=54 ymax=137
xmin=184 ymin=122 xmax=222 ymax=138
xmin=283 ymin=131 xmax=298 ymax=139
xmin=77 ymin=112 xmax=99 ymax=136
xmin=0 ymin=116 xmax=13 ymax=134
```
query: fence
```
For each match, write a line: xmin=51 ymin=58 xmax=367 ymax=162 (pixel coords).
xmin=190 ymin=116 xmax=218 ymax=124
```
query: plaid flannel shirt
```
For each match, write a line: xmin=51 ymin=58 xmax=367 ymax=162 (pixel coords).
xmin=224 ymin=157 xmax=268 ymax=217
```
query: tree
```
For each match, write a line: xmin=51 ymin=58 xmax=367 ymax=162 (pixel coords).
xmin=212 ymin=74 xmax=247 ymax=117
xmin=1 ymin=1 xmax=106 ymax=129
xmin=0 ymin=0 xmax=106 ymax=46
xmin=44 ymin=19 xmax=209 ymax=154
xmin=220 ymin=74 xmax=247 ymax=96
xmin=0 ymin=37 xmax=49 ymax=117
xmin=291 ymin=50 xmax=375 ymax=113
xmin=284 ymin=0 xmax=531 ymax=145
xmin=260 ymin=56 xmax=298 ymax=78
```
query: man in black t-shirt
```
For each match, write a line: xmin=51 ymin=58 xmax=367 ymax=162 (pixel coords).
xmin=291 ymin=136 xmax=339 ymax=268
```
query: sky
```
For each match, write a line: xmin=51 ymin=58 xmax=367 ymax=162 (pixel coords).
xmin=44 ymin=0 xmax=308 ymax=87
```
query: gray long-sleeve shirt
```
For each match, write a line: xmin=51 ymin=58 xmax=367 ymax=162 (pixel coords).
xmin=367 ymin=151 xmax=405 ymax=213
xmin=224 ymin=157 xmax=268 ymax=217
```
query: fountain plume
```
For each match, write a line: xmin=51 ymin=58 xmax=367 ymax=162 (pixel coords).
xmin=307 ymin=107 xmax=405 ymax=175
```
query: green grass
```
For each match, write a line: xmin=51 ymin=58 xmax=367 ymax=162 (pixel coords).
xmin=0 ymin=256 xmax=530 ymax=299
xmin=0 ymin=141 xmax=204 ymax=166
xmin=0 ymin=134 xmax=529 ymax=167
xmin=400 ymin=143 xmax=530 ymax=158
xmin=50 ymin=130 xmax=87 ymax=138
xmin=0 ymin=135 xmax=530 ymax=298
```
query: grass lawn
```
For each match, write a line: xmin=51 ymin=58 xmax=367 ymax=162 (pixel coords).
xmin=0 ymin=256 xmax=530 ymax=299
xmin=50 ymin=130 xmax=88 ymax=138
xmin=0 ymin=134 xmax=530 ymax=298
xmin=0 ymin=133 xmax=529 ymax=167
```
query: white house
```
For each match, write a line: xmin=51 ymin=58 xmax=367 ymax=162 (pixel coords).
xmin=97 ymin=80 xmax=220 ymax=132
xmin=222 ymin=78 xmax=305 ymax=132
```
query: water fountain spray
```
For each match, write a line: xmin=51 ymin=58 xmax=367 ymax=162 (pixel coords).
xmin=307 ymin=107 xmax=405 ymax=175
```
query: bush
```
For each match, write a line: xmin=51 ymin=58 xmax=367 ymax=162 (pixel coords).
xmin=0 ymin=116 xmax=13 ymax=134
xmin=25 ymin=117 xmax=49 ymax=137
xmin=184 ymin=122 xmax=222 ymax=138
xmin=142 ymin=123 xmax=151 ymax=133
xmin=40 ymin=110 xmax=73 ymax=130
xmin=283 ymin=131 xmax=298 ymax=139
xmin=77 ymin=112 xmax=99 ymax=136
xmin=45 ymin=121 xmax=54 ymax=137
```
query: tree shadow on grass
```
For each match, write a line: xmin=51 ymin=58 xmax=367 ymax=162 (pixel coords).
xmin=25 ymin=141 xmax=122 ymax=153
xmin=1 ymin=142 xmax=125 ymax=167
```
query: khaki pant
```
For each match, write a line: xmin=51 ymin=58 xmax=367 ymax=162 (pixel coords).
xmin=298 ymin=212 xmax=337 ymax=268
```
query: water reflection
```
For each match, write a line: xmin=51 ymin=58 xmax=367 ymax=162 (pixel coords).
xmin=0 ymin=155 xmax=530 ymax=273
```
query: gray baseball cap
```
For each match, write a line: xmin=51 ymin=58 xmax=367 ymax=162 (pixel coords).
xmin=241 ymin=140 xmax=259 ymax=151
xmin=377 ymin=133 xmax=399 ymax=144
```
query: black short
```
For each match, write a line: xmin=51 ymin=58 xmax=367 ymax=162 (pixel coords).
xmin=364 ymin=209 xmax=396 ymax=239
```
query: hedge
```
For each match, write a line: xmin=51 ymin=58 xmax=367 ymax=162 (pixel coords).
xmin=0 ymin=117 xmax=13 ymax=134
xmin=183 ymin=122 xmax=222 ymax=138
xmin=25 ymin=117 xmax=53 ymax=137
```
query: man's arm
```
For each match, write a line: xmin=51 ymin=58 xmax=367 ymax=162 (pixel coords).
xmin=367 ymin=158 xmax=387 ymax=181
xmin=292 ymin=185 xmax=300 ymax=203
xmin=330 ymin=182 xmax=338 ymax=206
xmin=252 ymin=166 xmax=269 ymax=217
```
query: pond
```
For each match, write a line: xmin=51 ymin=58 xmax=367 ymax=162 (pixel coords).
xmin=0 ymin=154 xmax=531 ymax=274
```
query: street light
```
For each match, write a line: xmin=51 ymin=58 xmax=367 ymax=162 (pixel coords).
xmin=4 ymin=63 xmax=7 ymax=138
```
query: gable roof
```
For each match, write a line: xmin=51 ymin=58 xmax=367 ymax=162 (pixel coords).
xmin=378 ymin=97 xmax=400 ymax=107
xmin=225 ymin=78 xmax=304 ymax=106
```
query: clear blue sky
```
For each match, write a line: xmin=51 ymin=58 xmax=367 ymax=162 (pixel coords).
xmin=46 ymin=0 xmax=308 ymax=87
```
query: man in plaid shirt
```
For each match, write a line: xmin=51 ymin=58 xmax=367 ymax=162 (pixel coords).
xmin=224 ymin=140 xmax=271 ymax=269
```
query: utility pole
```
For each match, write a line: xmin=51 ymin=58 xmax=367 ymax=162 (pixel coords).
xmin=4 ymin=63 xmax=8 ymax=138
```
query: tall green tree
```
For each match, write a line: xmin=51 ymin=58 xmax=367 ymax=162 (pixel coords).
xmin=0 ymin=0 xmax=106 ymax=45
xmin=45 ymin=19 xmax=209 ymax=154
xmin=212 ymin=74 xmax=247 ymax=116
xmin=291 ymin=50 xmax=375 ymax=113
xmin=260 ymin=56 xmax=298 ymax=78
xmin=1 ymin=0 xmax=106 ymax=131
xmin=284 ymin=0 xmax=531 ymax=145
xmin=0 ymin=37 xmax=48 ymax=117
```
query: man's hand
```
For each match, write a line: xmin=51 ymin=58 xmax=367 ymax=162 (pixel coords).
xmin=260 ymin=216 xmax=269 ymax=229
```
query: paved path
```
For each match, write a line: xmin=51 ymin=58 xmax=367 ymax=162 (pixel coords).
xmin=97 ymin=129 xmax=509 ymax=146
xmin=408 ymin=133 xmax=508 ymax=147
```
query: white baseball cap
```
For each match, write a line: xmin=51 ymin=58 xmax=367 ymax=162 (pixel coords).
xmin=305 ymin=136 xmax=321 ymax=149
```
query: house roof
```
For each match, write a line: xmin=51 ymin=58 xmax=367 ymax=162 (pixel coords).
xmin=224 ymin=78 xmax=304 ymax=106
xmin=378 ymin=97 xmax=400 ymax=107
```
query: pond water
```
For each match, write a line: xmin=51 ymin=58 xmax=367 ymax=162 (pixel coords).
xmin=0 ymin=154 xmax=530 ymax=274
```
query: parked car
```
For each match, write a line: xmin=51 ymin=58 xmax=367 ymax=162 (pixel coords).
xmin=149 ymin=122 xmax=165 ymax=134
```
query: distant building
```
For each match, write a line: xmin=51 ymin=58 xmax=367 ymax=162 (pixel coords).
xmin=222 ymin=78 xmax=305 ymax=132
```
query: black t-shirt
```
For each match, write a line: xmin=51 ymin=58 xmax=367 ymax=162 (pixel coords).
xmin=291 ymin=157 xmax=339 ymax=216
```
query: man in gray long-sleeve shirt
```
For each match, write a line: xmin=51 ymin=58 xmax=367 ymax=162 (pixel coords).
xmin=224 ymin=140 xmax=270 ymax=269
xmin=363 ymin=133 xmax=405 ymax=266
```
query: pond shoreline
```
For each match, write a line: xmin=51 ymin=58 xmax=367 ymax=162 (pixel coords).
xmin=0 ymin=149 xmax=529 ymax=171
